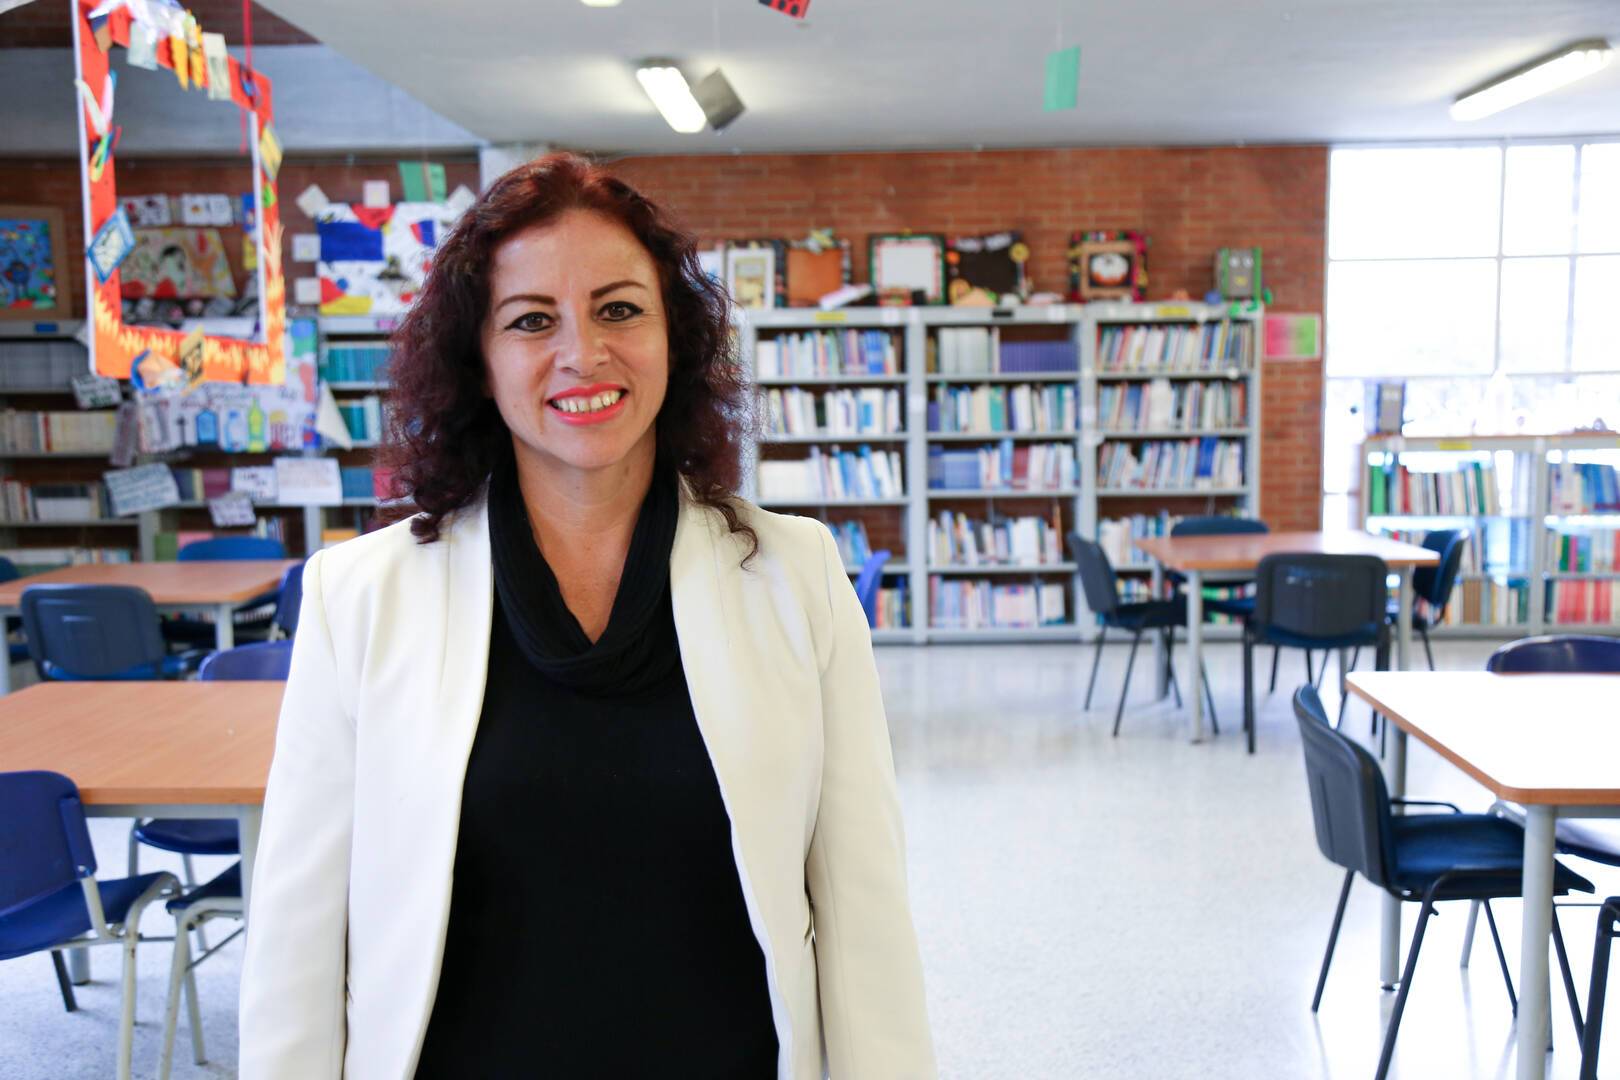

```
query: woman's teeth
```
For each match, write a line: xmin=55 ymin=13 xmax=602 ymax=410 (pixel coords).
xmin=552 ymin=390 xmax=624 ymax=414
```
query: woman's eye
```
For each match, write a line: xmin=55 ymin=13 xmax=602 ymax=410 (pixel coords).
xmin=509 ymin=312 xmax=552 ymax=332
xmin=601 ymin=301 xmax=642 ymax=321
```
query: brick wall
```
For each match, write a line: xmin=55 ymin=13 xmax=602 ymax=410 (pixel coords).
xmin=2 ymin=0 xmax=316 ymax=48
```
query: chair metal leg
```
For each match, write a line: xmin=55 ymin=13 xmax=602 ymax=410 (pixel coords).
xmin=127 ymin=821 xmax=141 ymax=877
xmin=1420 ymin=625 xmax=1435 ymax=671
xmin=50 ymin=950 xmax=77 ymax=1012
xmin=1553 ymin=907 xmax=1585 ymax=1042
xmin=1164 ymin=629 xmax=1183 ymax=709
xmin=1312 ymin=869 xmax=1355 ymax=1012
xmin=1268 ymin=644 xmax=1281 ymax=693
xmin=1483 ymin=899 xmax=1518 ymax=1015
xmin=1085 ymin=627 xmax=1106 ymax=710
xmin=1335 ymin=647 xmax=1353 ymax=729
xmin=1461 ymin=899 xmax=1481 ymax=968
xmin=1579 ymin=900 xmax=1620 ymax=1080
xmin=159 ymin=926 xmax=190 ymax=1080
xmin=1376 ymin=892 xmax=1438 ymax=1080
xmin=119 ymin=916 xmax=140 ymax=1080
xmin=1200 ymin=661 xmax=1219 ymax=736
xmin=1304 ymin=648 xmax=1315 ymax=687
xmin=1242 ymin=629 xmax=1256 ymax=754
xmin=1113 ymin=630 xmax=1143 ymax=737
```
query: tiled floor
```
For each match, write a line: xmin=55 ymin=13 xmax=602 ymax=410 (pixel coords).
xmin=2 ymin=637 xmax=1614 ymax=1078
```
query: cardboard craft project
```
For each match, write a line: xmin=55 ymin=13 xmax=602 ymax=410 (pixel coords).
xmin=316 ymin=202 xmax=453 ymax=316
xmin=870 ymin=234 xmax=946 ymax=306
xmin=785 ymin=237 xmax=851 ymax=307
xmin=73 ymin=0 xmax=285 ymax=383
xmin=946 ymin=231 xmax=1029 ymax=305
xmin=119 ymin=227 xmax=237 ymax=299
xmin=0 ymin=206 xmax=68 ymax=318
xmin=1068 ymin=230 xmax=1148 ymax=302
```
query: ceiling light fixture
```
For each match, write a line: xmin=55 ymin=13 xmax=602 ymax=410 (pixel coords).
xmin=1450 ymin=39 xmax=1614 ymax=121
xmin=635 ymin=61 xmax=707 ymax=134
xmin=580 ymin=0 xmax=622 ymax=7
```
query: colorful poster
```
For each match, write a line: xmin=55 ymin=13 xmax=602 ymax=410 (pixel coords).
xmin=0 ymin=213 xmax=62 ymax=312
xmin=317 ymin=201 xmax=453 ymax=316
xmin=120 ymin=227 xmax=237 ymax=299
xmin=1264 ymin=313 xmax=1322 ymax=361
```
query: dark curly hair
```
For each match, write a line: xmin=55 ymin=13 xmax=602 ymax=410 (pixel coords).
xmin=380 ymin=153 xmax=756 ymax=558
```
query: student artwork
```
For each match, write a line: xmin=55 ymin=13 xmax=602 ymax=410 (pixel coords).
xmin=135 ymin=381 xmax=316 ymax=454
xmin=758 ymin=0 xmax=810 ymax=16
xmin=73 ymin=0 xmax=286 ymax=384
xmin=727 ymin=239 xmax=788 ymax=308
xmin=724 ymin=243 xmax=777 ymax=310
xmin=1068 ymin=230 xmax=1148 ymax=302
xmin=870 ymin=233 xmax=946 ymax=306
xmin=118 ymin=194 xmax=172 ymax=227
xmin=945 ymin=231 xmax=1029 ymax=306
xmin=119 ymin=228 xmax=237 ymax=299
xmin=785 ymin=230 xmax=851 ymax=307
xmin=696 ymin=248 xmax=724 ymax=289
xmin=0 ymin=205 xmax=67 ymax=318
xmin=316 ymin=202 xmax=454 ymax=316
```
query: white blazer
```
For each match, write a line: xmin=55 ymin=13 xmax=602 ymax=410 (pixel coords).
xmin=238 ymin=489 xmax=937 ymax=1079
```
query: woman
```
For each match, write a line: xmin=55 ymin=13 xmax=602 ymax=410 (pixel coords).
xmin=238 ymin=154 xmax=936 ymax=1079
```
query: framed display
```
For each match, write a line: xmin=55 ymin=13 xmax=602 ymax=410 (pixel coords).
xmin=0 ymin=205 xmax=69 ymax=320
xmin=725 ymin=244 xmax=777 ymax=310
xmin=1068 ymin=230 xmax=1148 ymax=302
xmin=727 ymin=239 xmax=787 ymax=308
xmin=869 ymin=233 xmax=946 ymax=306
xmin=945 ymin=231 xmax=1028 ymax=306
xmin=785 ymin=238 xmax=851 ymax=307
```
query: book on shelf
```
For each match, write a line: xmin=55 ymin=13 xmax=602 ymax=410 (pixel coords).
xmin=0 ymin=409 xmax=118 ymax=454
xmin=870 ymin=583 xmax=909 ymax=630
xmin=764 ymin=387 xmax=903 ymax=437
xmin=320 ymin=344 xmax=391 ymax=384
xmin=927 ymin=383 xmax=1076 ymax=435
xmin=927 ymin=440 xmax=1077 ymax=492
xmin=1381 ymin=526 xmax=1530 ymax=578
xmin=340 ymin=467 xmax=376 ymax=501
xmin=1098 ymin=438 xmax=1244 ymax=490
xmin=1433 ymin=578 xmax=1529 ymax=627
xmin=0 ymin=546 xmax=132 ymax=573
xmin=830 ymin=520 xmax=882 ymax=567
xmin=1098 ymin=378 xmax=1246 ymax=432
xmin=152 ymin=517 xmax=286 ymax=561
xmin=1096 ymin=321 xmax=1254 ymax=374
xmin=337 ymin=396 xmax=387 ymax=443
xmin=928 ymin=577 xmax=1068 ymax=629
xmin=1098 ymin=512 xmax=1182 ymax=566
xmin=1548 ymin=527 xmax=1620 ymax=572
xmin=0 ymin=480 xmax=113 ymax=523
xmin=1366 ymin=461 xmax=1500 ymax=516
xmin=1549 ymin=462 xmax=1620 ymax=514
xmin=1546 ymin=579 xmax=1617 ymax=625
xmin=755 ymin=330 xmax=900 ymax=379
xmin=170 ymin=467 xmax=234 ymax=502
xmin=927 ymin=508 xmax=1064 ymax=568
xmin=932 ymin=328 xmax=1078 ymax=376
xmin=0 ymin=339 xmax=90 ymax=391
xmin=755 ymin=445 xmax=904 ymax=502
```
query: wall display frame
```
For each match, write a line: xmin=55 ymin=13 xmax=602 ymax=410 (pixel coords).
xmin=0 ymin=205 xmax=69 ymax=320
xmin=727 ymin=239 xmax=788 ymax=308
xmin=869 ymin=233 xmax=946 ymax=306
xmin=785 ymin=237 xmax=851 ymax=307
xmin=945 ymin=231 xmax=1029 ymax=305
xmin=725 ymin=243 xmax=778 ymax=310
xmin=1069 ymin=230 xmax=1148 ymax=302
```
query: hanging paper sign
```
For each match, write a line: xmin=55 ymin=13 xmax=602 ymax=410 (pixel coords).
xmin=1263 ymin=313 xmax=1322 ymax=361
xmin=295 ymin=184 xmax=330 ymax=218
xmin=104 ymin=462 xmax=181 ymax=516
xmin=274 ymin=456 xmax=342 ymax=506
xmin=258 ymin=124 xmax=283 ymax=182
xmin=208 ymin=491 xmax=257 ymax=527
xmin=87 ymin=208 xmax=135 ymax=283
xmin=201 ymin=32 xmax=231 ymax=101
xmin=71 ymin=373 xmax=122 ymax=409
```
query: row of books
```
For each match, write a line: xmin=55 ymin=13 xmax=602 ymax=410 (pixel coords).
xmin=151 ymin=518 xmax=287 ymax=561
xmin=0 ymin=481 xmax=113 ymax=523
xmin=755 ymin=330 xmax=901 ymax=379
xmin=932 ymin=329 xmax=1077 ymax=375
xmin=0 ymin=410 xmax=118 ymax=454
xmin=763 ymin=387 xmax=903 ymax=437
xmin=1549 ymin=462 xmax=1620 ymax=514
xmin=927 ymin=383 xmax=1077 ymax=435
xmin=0 ymin=546 xmax=133 ymax=574
xmin=0 ymin=340 xmax=88 ymax=391
xmin=320 ymin=345 xmax=390 ymax=384
xmin=1097 ymin=512 xmax=1184 ymax=567
xmin=927 ymin=441 xmax=1078 ymax=492
xmin=1548 ymin=528 xmax=1620 ymax=573
xmin=1547 ymin=580 xmax=1618 ymax=626
xmin=1382 ymin=525 xmax=1531 ymax=578
xmin=830 ymin=520 xmax=882 ymax=568
xmin=338 ymin=397 xmax=386 ymax=444
xmin=1097 ymin=438 xmax=1245 ymax=490
xmin=1431 ymin=579 xmax=1530 ymax=627
xmin=870 ymin=584 xmax=909 ymax=629
xmin=1366 ymin=462 xmax=1500 ymax=516
xmin=756 ymin=446 xmax=904 ymax=502
xmin=928 ymin=578 xmax=1068 ymax=629
xmin=926 ymin=511 xmax=1066 ymax=568
xmin=1098 ymin=379 xmax=1247 ymax=432
xmin=1096 ymin=322 xmax=1254 ymax=373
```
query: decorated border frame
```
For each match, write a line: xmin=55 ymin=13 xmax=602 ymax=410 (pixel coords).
xmin=72 ymin=0 xmax=285 ymax=384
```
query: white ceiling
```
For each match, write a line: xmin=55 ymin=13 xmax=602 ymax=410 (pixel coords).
xmin=252 ymin=0 xmax=1620 ymax=153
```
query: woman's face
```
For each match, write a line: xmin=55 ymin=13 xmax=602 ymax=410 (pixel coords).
xmin=481 ymin=208 xmax=669 ymax=480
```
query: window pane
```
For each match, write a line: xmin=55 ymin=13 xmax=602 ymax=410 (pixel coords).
xmin=1326 ymin=260 xmax=1498 ymax=376
xmin=1329 ymin=147 xmax=1502 ymax=259
xmin=1579 ymin=143 xmax=1620 ymax=254
xmin=1502 ymin=145 xmax=1575 ymax=255
xmin=1573 ymin=256 xmax=1620 ymax=370
xmin=1401 ymin=380 xmax=1488 ymax=435
xmin=1499 ymin=257 xmax=1570 ymax=372
xmin=1322 ymin=378 xmax=1365 ymax=495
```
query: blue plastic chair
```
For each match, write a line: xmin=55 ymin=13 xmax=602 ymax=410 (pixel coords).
xmin=853 ymin=550 xmax=892 ymax=629
xmin=272 ymin=560 xmax=304 ymax=638
xmin=198 ymin=640 xmax=293 ymax=681
xmin=157 ymin=861 xmax=243 ymax=1078
xmin=1382 ymin=528 xmax=1468 ymax=671
xmin=161 ymin=536 xmax=288 ymax=648
xmin=0 ymin=770 xmax=178 ymax=1080
xmin=1487 ymin=634 xmax=1620 ymax=675
xmin=1293 ymin=687 xmax=1589 ymax=1080
xmin=20 ymin=584 xmax=206 ymax=681
xmin=0 ymin=555 xmax=29 ymax=666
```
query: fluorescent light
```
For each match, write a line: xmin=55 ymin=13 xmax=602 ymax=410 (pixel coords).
xmin=1451 ymin=39 xmax=1614 ymax=121
xmin=580 ymin=0 xmax=621 ymax=6
xmin=636 ymin=63 xmax=707 ymax=133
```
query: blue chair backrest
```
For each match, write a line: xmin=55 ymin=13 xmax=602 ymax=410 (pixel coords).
xmin=273 ymin=561 xmax=304 ymax=636
xmin=1294 ymin=686 xmax=1394 ymax=889
xmin=1067 ymin=533 xmax=1121 ymax=617
xmin=0 ymin=771 xmax=97 ymax=919
xmin=1487 ymin=634 xmax=1620 ymax=674
xmin=200 ymin=640 xmax=294 ymax=681
xmin=20 ymin=584 xmax=165 ymax=680
xmin=178 ymin=536 xmax=286 ymax=562
xmin=852 ymin=550 xmax=892 ymax=628
xmin=1413 ymin=528 xmax=1466 ymax=609
xmin=1255 ymin=553 xmax=1388 ymax=641
xmin=0 ymin=556 xmax=19 ymax=584
xmin=1170 ymin=515 xmax=1270 ymax=537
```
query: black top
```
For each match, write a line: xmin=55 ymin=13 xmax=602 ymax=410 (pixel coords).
xmin=414 ymin=456 xmax=778 ymax=1078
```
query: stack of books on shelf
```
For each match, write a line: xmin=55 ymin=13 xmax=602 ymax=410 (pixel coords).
xmin=763 ymin=387 xmax=903 ymax=437
xmin=0 ymin=340 xmax=90 ymax=391
xmin=1548 ymin=528 xmax=1620 ymax=572
xmin=0 ymin=546 xmax=133 ymax=573
xmin=1098 ymin=512 xmax=1182 ymax=566
xmin=0 ymin=481 xmax=112 ymax=523
xmin=869 ymin=583 xmax=909 ymax=630
xmin=171 ymin=468 xmax=234 ymax=502
xmin=320 ymin=345 xmax=390 ymax=384
xmin=1366 ymin=462 xmax=1500 ymax=516
xmin=1098 ymin=438 xmax=1244 ymax=490
xmin=1096 ymin=322 xmax=1254 ymax=373
xmin=1442 ymin=579 xmax=1530 ymax=627
xmin=0 ymin=410 xmax=118 ymax=454
xmin=337 ymin=396 xmax=387 ymax=443
xmin=341 ymin=467 xmax=376 ymax=501
xmin=1098 ymin=379 xmax=1247 ymax=432
xmin=932 ymin=330 xmax=1077 ymax=375
xmin=830 ymin=520 xmax=882 ymax=567
xmin=1546 ymin=579 xmax=1616 ymax=625
xmin=755 ymin=446 xmax=904 ymax=502
xmin=927 ymin=441 xmax=1077 ymax=492
xmin=926 ymin=510 xmax=1064 ymax=568
xmin=928 ymin=578 xmax=1068 ymax=629
xmin=755 ymin=330 xmax=900 ymax=379
xmin=927 ymin=384 xmax=1076 ymax=435
xmin=1549 ymin=462 xmax=1620 ymax=513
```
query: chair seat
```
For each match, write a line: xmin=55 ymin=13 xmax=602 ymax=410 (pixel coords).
xmin=42 ymin=650 xmax=206 ymax=681
xmin=134 ymin=818 xmax=241 ymax=856
xmin=1106 ymin=598 xmax=1186 ymax=631
xmin=165 ymin=862 xmax=242 ymax=915
xmin=0 ymin=872 xmax=171 ymax=961
xmin=1389 ymin=814 xmax=1595 ymax=899
xmin=1205 ymin=595 xmax=1255 ymax=618
xmin=1251 ymin=622 xmax=1383 ymax=651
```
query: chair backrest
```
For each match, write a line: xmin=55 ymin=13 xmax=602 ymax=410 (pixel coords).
xmin=1412 ymin=528 xmax=1467 ymax=610
xmin=1067 ymin=534 xmax=1120 ymax=617
xmin=273 ymin=561 xmax=305 ymax=636
xmin=178 ymin=536 xmax=287 ymax=562
xmin=1254 ymin=553 xmax=1389 ymax=642
xmin=1170 ymin=515 xmax=1270 ymax=538
xmin=1487 ymin=634 xmax=1620 ymax=673
xmin=0 ymin=556 xmax=19 ymax=584
xmin=200 ymin=640 xmax=295 ymax=681
xmin=0 ymin=770 xmax=97 ymax=919
xmin=20 ymin=584 xmax=165 ymax=680
xmin=1293 ymin=686 xmax=1393 ymax=888
xmin=852 ymin=550 xmax=892 ymax=629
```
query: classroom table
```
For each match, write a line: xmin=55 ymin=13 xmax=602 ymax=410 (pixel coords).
xmin=1346 ymin=670 xmax=1620 ymax=1080
xmin=0 ymin=559 xmax=298 ymax=693
xmin=0 ymin=680 xmax=282 ymax=982
xmin=1132 ymin=530 xmax=1438 ymax=742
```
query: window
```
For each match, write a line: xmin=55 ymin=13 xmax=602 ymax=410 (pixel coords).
xmin=1322 ymin=140 xmax=1620 ymax=527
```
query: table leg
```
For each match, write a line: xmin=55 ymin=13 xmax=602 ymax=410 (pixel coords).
xmin=67 ymin=946 xmax=90 ymax=984
xmin=238 ymin=805 xmax=262 ymax=915
xmin=1397 ymin=567 xmax=1414 ymax=671
xmin=1515 ymin=806 xmax=1556 ymax=1080
xmin=1152 ymin=561 xmax=1167 ymax=699
xmin=1186 ymin=569 xmax=1204 ymax=743
xmin=1380 ymin=723 xmax=1408 ymax=988
xmin=214 ymin=604 xmax=235 ymax=653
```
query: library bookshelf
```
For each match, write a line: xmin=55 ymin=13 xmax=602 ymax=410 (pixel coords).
xmin=1360 ymin=432 xmax=1620 ymax=638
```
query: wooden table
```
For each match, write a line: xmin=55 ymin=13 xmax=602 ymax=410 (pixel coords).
xmin=0 ymin=560 xmax=298 ymax=692
xmin=1133 ymin=531 xmax=1439 ymax=742
xmin=1346 ymin=671 xmax=1620 ymax=1080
